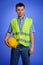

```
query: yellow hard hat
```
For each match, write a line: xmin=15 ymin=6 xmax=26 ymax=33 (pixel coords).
xmin=7 ymin=37 xmax=18 ymax=48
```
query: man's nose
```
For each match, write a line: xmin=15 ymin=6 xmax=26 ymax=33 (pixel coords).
xmin=19 ymin=11 xmax=21 ymax=13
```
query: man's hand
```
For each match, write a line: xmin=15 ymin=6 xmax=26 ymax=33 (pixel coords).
xmin=4 ymin=32 xmax=10 ymax=47
xmin=29 ymin=47 xmax=34 ymax=54
xmin=4 ymin=38 xmax=10 ymax=47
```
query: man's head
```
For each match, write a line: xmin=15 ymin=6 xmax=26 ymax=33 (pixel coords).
xmin=16 ymin=3 xmax=25 ymax=18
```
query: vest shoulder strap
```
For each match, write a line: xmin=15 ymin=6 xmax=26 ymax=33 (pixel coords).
xmin=24 ymin=17 xmax=32 ymax=26
xmin=10 ymin=18 xmax=17 ymax=24
xmin=26 ymin=17 xmax=32 ymax=23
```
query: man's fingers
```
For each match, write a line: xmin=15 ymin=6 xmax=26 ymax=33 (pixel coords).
xmin=4 ymin=40 xmax=10 ymax=47
xmin=29 ymin=48 xmax=34 ymax=54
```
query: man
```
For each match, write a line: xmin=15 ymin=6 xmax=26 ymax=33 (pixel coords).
xmin=4 ymin=3 xmax=35 ymax=65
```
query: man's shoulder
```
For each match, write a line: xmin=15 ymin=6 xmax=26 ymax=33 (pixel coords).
xmin=26 ymin=17 xmax=32 ymax=20
xmin=10 ymin=18 xmax=17 ymax=23
xmin=11 ymin=18 xmax=17 ymax=21
xmin=25 ymin=17 xmax=32 ymax=23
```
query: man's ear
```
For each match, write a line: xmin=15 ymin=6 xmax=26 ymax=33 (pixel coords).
xmin=24 ymin=8 xmax=25 ymax=12
xmin=16 ymin=9 xmax=17 ymax=12
xmin=15 ymin=8 xmax=17 ymax=12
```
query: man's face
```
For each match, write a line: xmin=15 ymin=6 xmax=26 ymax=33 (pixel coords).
xmin=16 ymin=6 xmax=25 ymax=17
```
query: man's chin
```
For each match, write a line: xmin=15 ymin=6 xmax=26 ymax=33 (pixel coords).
xmin=18 ymin=15 xmax=23 ymax=18
xmin=18 ymin=15 xmax=22 ymax=17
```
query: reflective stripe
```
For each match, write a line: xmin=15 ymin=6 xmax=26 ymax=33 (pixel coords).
xmin=17 ymin=38 xmax=31 ymax=43
xmin=13 ymin=32 xmax=19 ymax=35
xmin=13 ymin=32 xmax=30 ymax=36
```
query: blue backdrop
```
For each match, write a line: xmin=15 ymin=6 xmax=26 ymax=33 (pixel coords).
xmin=0 ymin=0 xmax=43 ymax=65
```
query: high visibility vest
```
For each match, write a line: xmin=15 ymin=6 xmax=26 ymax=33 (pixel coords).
xmin=10 ymin=17 xmax=32 ymax=47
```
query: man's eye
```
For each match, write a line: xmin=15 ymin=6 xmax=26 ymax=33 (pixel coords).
xmin=17 ymin=9 xmax=20 ymax=11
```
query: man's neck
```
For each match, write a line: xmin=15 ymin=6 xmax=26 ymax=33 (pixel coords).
xmin=18 ymin=15 xmax=24 ymax=19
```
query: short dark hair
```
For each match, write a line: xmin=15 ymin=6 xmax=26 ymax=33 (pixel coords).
xmin=16 ymin=3 xmax=25 ymax=8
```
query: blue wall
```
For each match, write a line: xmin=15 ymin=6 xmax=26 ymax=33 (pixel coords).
xmin=0 ymin=0 xmax=43 ymax=65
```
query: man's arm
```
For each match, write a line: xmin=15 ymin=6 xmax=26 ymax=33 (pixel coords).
xmin=29 ymin=24 xmax=35 ymax=54
xmin=29 ymin=33 xmax=34 ymax=54
xmin=4 ymin=24 xmax=12 ymax=46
